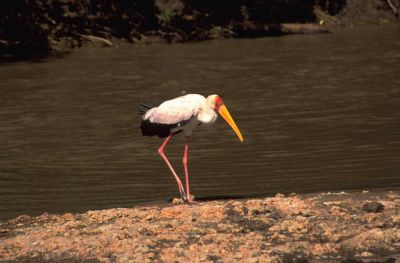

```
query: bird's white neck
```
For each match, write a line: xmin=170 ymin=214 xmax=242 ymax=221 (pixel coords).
xmin=197 ymin=100 xmax=218 ymax=124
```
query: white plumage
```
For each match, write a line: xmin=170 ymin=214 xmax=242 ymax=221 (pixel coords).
xmin=144 ymin=94 xmax=205 ymax=124
xmin=141 ymin=94 xmax=218 ymax=138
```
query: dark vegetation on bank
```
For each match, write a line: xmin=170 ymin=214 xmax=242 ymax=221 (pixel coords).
xmin=0 ymin=0 xmax=399 ymax=57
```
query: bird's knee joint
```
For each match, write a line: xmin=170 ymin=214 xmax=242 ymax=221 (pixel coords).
xmin=158 ymin=148 xmax=163 ymax=155
xmin=182 ymin=158 xmax=187 ymax=165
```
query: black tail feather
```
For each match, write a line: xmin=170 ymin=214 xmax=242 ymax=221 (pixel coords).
xmin=139 ymin=100 xmax=172 ymax=138
xmin=138 ymin=101 xmax=154 ymax=116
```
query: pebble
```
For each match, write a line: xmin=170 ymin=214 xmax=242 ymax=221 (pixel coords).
xmin=392 ymin=216 xmax=400 ymax=224
xmin=360 ymin=251 xmax=374 ymax=257
xmin=362 ymin=201 xmax=384 ymax=213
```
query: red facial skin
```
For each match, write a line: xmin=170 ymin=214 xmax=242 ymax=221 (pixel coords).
xmin=214 ymin=96 xmax=224 ymax=111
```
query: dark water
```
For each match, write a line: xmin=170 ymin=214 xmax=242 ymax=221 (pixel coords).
xmin=1 ymin=25 xmax=400 ymax=220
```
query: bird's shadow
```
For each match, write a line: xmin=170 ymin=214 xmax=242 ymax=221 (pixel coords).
xmin=166 ymin=193 xmax=263 ymax=204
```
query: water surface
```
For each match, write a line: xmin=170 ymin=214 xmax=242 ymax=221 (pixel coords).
xmin=1 ymin=25 xmax=400 ymax=220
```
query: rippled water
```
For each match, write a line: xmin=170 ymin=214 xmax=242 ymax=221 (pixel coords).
xmin=1 ymin=25 xmax=400 ymax=220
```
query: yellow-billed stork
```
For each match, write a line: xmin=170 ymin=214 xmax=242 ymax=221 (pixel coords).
xmin=139 ymin=94 xmax=244 ymax=203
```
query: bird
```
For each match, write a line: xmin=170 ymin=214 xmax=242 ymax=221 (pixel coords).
xmin=139 ymin=94 xmax=244 ymax=203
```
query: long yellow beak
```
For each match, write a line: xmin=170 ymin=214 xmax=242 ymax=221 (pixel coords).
xmin=218 ymin=104 xmax=244 ymax=142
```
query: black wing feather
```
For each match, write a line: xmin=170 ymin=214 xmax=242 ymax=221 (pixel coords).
xmin=140 ymin=120 xmax=176 ymax=138
xmin=138 ymin=101 xmax=155 ymax=116
xmin=140 ymin=115 xmax=195 ymax=138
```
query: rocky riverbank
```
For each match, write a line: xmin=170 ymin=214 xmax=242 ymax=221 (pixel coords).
xmin=1 ymin=0 xmax=399 ymax=57
xmin=1 ymin=190 xmax=399 ymax=262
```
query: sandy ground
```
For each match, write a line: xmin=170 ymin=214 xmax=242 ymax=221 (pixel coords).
xmin=1 ymin=191 xmax=400 ymax=263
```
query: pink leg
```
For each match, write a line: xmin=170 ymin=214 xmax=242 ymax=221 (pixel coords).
xmin=158 ymin=134 xmax=186 ymax=199
xmin=183 ymin=139 xmax=196 ymax=203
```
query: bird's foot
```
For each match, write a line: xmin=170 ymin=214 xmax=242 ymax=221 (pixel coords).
xmin=171 ymin=190 xmax=188 ymax=205
xmin=178 ymin=188 xmax=187 ymax=201
xmin=185 ymin=194 xmax=198 ymax=204
xmin=173 ymin=190 xmax=197 ymax=204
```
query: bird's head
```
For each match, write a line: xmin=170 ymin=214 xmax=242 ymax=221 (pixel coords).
xmin=206 ymin=95 xmax=244 ymax=142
